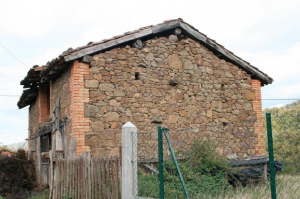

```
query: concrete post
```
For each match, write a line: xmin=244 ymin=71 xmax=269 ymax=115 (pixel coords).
xmin=122 ymin=121 xmax=137 ymax=199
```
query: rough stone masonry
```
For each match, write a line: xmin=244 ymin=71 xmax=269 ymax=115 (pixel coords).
xmin=83 ymin=34 xmax=260 ymax=159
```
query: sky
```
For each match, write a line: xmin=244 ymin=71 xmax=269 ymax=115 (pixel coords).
xmin=0 ymin=0 xmax=300 ymax=145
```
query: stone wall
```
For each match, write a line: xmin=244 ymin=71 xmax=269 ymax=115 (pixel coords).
xmin=28 ymin=98 xmax=39 ymax=155
xmin=84 ymin=35 xmax=260 ymax=158
xmin=29 ymin=98 xmax=39 ymax=137
xmin=50 ymin=65 xmax=72 ymax=142
xmin=28 ymin=98 xmax=41 ymax=184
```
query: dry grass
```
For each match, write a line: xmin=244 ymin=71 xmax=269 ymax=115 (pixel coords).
xmin=206 ymin=174 xmax=300 ymax=199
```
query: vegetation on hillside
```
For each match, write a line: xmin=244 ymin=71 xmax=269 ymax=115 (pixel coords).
xmin=263 ymin=100 xmax=300 ymax=173
xmin=0 ymin=143 xmax=8 ymax=150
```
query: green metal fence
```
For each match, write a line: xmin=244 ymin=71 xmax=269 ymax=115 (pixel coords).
xmin=265 ymin=113 xmax=300 ymax=199
xmin=137 ymin=113 xmax=300 ymax=198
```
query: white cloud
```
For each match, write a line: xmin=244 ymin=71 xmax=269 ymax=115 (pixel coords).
xmin=1 ymin=0 xmax=300 ymax=145
xmin=240 ymin=42 xmax=300 ymax=82
xmin=241 ymin=42 xmax=300 ymax=108
xmin=272 ymin=104 xmax=285 ymax=108
xmin=0 ymin=134 xmax=28 ymax=145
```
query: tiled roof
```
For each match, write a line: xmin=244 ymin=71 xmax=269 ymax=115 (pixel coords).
xmin=18 ymin=18 xmax=273 ymax=108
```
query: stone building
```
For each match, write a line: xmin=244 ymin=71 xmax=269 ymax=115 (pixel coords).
xmin=18 ymin=19 xmax=272 ymax=184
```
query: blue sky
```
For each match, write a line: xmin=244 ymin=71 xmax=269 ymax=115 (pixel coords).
xmin=0 ymin=0 xmax=300 ymax=145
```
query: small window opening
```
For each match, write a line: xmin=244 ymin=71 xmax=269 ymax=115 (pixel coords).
xmin=221 ymin=84 xmax=225 ymax=91
xmin=135 ymin=72 xmax=140 ymax=80
xmin=41 ymin=133 xmax=52 ymax=153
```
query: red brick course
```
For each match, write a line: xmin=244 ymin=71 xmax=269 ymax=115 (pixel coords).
xmin=251 ymin=79 xmax=265 ymax=155
xmin=38 ymin=84 xmax=49 ymax=123
xmin=70 ymin=61 xmax=91 ymax=156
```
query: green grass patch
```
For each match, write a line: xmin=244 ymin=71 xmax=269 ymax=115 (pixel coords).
xmin=28 ymin=189 xmax=49 ymax=199
xmin=138 ymin=140 xmax=235 ymax=198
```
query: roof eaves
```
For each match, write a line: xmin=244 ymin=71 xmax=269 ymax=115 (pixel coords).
xmin=18 ymin=18 xmax=274 ymax=109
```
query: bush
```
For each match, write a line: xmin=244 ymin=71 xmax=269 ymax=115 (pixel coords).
xmin=0 ymin=156 xmax=36 ymax=199
xmin=138 ymin=140 xmax=233 ymax=198
xmin=15 ymin=149 xmax=27 ymax=160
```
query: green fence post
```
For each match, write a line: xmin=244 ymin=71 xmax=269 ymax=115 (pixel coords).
xmin=158 ymin=126 xmax=164 ymax=199
xmin=266 ymin=112 xmax=277 ymax=199
xmin=163 ymin=128 xmax=190 ymax=199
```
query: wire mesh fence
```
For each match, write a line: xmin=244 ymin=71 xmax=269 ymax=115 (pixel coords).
xmin=136 ymin=114 xmax=300 ymax=198
xmin=267 ymin=114 xmax=300 ymax=199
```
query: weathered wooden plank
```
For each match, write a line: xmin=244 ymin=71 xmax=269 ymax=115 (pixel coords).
xmin=106 ymin=158 xmax=111 ymax=199
xmin=101 ymin=158 xmax=105 ymax=199
xmin=78 ymin=158 xmax=82 ymax=199
xmin=111 ymin=158 xmax=114 ymax=199
xmin=67 ymin=160 xmax=71 ymax=198
xmin=64 ymin=159 xmax=67 ymax=197
xmin=138 ymin=157 xmax=186 ymax=163
xmin=53 ymin=161 xmax=57 ymax=199
xmin=143 ymin=164 xmax=159 ymax=174
xmin=68 ymin=138 xmax=76 ymax=159
xmin=60 ymin=160 xmax=63 ymax=199
xmin=179 ymin=21 xmax=207 ymax=43
xmin=103 ymin=158 xmax=107 ymax=199
xmin=92 ymin=159 xmax=96 ymax=199
xmin=56 ymin=161 xmax=60 ymax=199
xmin=64 ymin=28 xmax=152 ymax=62
xmin=75 ymin=159 xmax=79 ymax=199
xmin=49 ymin=150 xmax=53 ymax=199
xmin=116 ymin=157 xmax=119 ymax=199
xmin=95 ymin=158 xmax=99 ymax=199
xmin=81 ymin=157 xmax=85 ymax=199
xmin=113 ymin=157 xmax=118 ymax=199
xmin=97 ymin=158 xmax=101 ymax=199
xmin=49 ymin=156 xmax=120 ymax=199
xmin=56 ymin=161 xmax=59 ymax=199
xmin=151 ymin=20 xmax=180 ymax=34
xmin=98 ymin=158 xmax=101 ymax=199
xmin=115 ymin=157 xmax=119 ymax=199
xmin=83 ymin=153 xmax=91 ymax=199
xmin=88 ymin=155 xmax=91 ymax=199
xmin=90 ymin=158 xmax=94 ymax=199
xmin=72 ymin=160 xmax=74 ymax=199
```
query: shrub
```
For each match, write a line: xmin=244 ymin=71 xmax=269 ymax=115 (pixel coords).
xmin=138 ymin=140 xmax=233 ymax=198
xmin=15 ymin=149 xmax=27 ymax=160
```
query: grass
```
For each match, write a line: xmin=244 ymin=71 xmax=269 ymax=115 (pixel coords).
xmin=138 ymin=140 xmax=300 ymax=198
xmin=139 ymin=173 xmax=300 ymax=199
xmin=28 ymin=189 xmax=49 ymax=199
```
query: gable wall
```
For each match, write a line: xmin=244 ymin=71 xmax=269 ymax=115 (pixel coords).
xmin=82 ymin=35 xmax=262 ymax=159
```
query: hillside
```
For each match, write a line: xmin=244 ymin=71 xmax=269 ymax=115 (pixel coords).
xmin=0 ymin=141 xmax=28 ymax=151
xmin=263 ymin=100 xmax=300 ymax=115
xmin=263 ymin=100 xmax=300 ymax=173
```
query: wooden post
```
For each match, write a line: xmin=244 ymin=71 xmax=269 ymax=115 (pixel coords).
xmin=263 ymin=163 xmax=268 ymax=182
xmin=121 ymin=122 xmax=137 ymax=199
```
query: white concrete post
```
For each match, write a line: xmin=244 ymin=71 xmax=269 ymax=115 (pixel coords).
xmin=122 ymin=121 xmax=138 ymax=199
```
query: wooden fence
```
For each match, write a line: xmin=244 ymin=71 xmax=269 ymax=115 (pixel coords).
xmin=51 ymin=155 xmax=120 ymax=199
